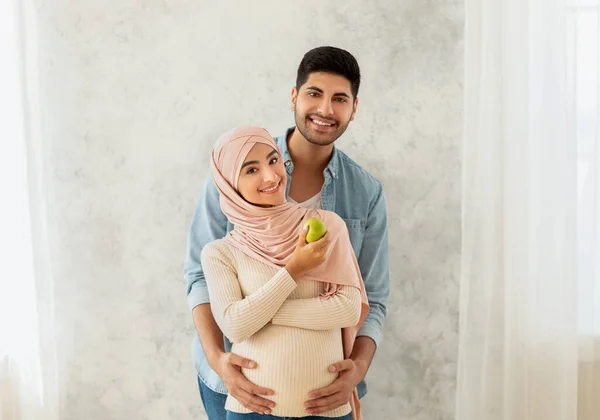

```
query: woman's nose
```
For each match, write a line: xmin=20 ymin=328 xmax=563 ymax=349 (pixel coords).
xmin=263 ymin=167 xmax=278 ymax=182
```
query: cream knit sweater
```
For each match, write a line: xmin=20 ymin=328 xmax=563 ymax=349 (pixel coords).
xmin=201 ymin=238 xmax=362 ymax=418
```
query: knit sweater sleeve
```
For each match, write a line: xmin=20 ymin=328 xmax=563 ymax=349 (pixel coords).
xmin=200 ymin=241 xmax=297 ymax=343
xmin=271 ymin=285 xmax=362 ymax=330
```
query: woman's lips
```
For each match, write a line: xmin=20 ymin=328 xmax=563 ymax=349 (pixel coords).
xmin=259 ymin=181 xmax=281 ymax=194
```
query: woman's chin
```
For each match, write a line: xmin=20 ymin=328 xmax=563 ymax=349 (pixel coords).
xmin=253 ymin=195 xmax=286 ymax=208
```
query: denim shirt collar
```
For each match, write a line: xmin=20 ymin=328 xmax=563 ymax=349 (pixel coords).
xmin=276 ymin=127 xmax=339 ymax=180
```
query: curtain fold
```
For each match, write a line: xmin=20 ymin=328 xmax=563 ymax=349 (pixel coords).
xmin=457 ymin=0 xmax=600 ymax=419
xmin=0 ymin=1 xmax=58 ymax=419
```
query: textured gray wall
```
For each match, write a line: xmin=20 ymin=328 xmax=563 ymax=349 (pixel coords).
xmin=37 ymin=1 xmax=463 ymax=419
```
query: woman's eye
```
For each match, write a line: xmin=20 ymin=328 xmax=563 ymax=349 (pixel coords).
xmin=270 ymin=157 xmax=279 ymax=164
xmin=246 ymin=168 xmax=257 ymax=175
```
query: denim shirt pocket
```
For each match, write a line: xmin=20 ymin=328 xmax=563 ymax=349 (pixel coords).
xmin=341 ymin=218 xmax=365 ymax=259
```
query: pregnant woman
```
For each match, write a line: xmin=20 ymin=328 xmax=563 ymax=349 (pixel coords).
xmin=201 ymin=126 xmax=368 ymax=420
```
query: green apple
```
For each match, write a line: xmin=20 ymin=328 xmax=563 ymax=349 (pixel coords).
xmin=304 ymin=217 xmax=327 ymax=243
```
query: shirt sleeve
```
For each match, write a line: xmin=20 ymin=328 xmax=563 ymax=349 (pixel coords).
xmin=184 ymin=174 xmax=229 ymax=310
xmin=356 ymin=182 xmax=390 ymax=347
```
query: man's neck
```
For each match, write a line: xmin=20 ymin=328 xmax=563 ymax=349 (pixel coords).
xmin=287 ymin=128 xmax=333 ymax=174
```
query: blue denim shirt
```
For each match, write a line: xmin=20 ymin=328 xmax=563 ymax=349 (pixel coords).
xmin=184 ymin=128 xmax=390 ymax=398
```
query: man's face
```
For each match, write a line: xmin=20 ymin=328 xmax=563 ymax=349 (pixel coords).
xmin=291 ymin=72 xmax=358 ymax=147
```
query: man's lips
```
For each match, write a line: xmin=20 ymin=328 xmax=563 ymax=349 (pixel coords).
xmin=308 ymin=115 xmax=337 ymax=127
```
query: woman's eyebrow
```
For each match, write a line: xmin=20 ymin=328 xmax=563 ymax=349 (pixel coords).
xmin=241 ymin=150 xmax=278 ymax=170
xmin=241 ymin=160 xmax=259 ymax=169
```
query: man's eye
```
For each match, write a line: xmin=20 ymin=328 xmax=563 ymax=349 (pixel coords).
xmin=308 ymin=92 xmax=318 ymax=97
xmin=335 ymin=98 xmax=347 ymax=103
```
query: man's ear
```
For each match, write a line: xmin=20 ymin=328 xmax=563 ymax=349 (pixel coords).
xmin=291 ymin=86 xmax=298 ymax=111
xmin=350 ymin=97 xmax=359 ymax=121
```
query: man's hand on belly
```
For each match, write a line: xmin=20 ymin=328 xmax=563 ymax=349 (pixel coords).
xmin=304 ymin=335 xmax=377 ymax=414
xmin=214 ymin=352 xmax=276 ymax=415
xmin=303 ymin=358 xmax=366 ymax=415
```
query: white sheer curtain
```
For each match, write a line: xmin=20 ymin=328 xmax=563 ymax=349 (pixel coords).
xmin=0 ymin=1 xmax=58 ymax=420
xmin=575 ymin=2 xmax=600 ymax=418
xmin=457 ymin=0 xmax=600 ymax=419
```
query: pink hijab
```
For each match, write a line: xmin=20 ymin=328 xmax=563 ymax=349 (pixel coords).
xmin=211 ymin=126 xmax=368 ymax=420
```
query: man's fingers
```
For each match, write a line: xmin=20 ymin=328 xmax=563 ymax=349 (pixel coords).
xmin=308 ymin=382 xmax=340 ymax=399
xmin=222 ymin=356 xmax=275 ymax=414
xmin=307 ymin=399 xmax=346 ymax=415
xmin=230 ymin=388 xmax=274 ymax=414
xmin=241 ymin=392 xmax=275 ymax=410
xmin=227 ymin=353 xmax=257 ymax=369
xmin=251 ymin=384 xmax=275 ymax=396
xmin=305 ymin=393 xmax=339 ymax=409
xmin=306 ymin=395 xmax=350 ymax=414
xmin=329 ymin=359 xmax=354 ymax=373
xmin=236 ymin=376 xmax=275 ymax=396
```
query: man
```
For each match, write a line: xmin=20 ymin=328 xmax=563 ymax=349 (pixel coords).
xmin=184 ymin=46 xmax=390 ymax=419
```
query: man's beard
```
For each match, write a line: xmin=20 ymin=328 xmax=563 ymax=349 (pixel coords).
xmin=294 ymin=111 xmax=351 ymax=146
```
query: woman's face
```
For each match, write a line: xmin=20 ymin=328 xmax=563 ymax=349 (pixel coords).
xmin=237 ymin=143 xmax=287 ymax=207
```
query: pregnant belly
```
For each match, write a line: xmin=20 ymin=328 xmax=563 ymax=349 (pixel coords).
xmin=231 ymin=325 xmax=344 ymax=413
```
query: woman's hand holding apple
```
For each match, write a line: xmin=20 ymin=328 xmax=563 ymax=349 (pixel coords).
xmin=284 ymin=221 xmax=330 ymax=280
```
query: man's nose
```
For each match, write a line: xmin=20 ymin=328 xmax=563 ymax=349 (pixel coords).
xmin=317 ymin=97 xmax=334 ymax=116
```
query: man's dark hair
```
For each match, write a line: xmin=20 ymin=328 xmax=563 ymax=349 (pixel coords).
xmin=295 ymin=46 xmax=361 ymax=99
